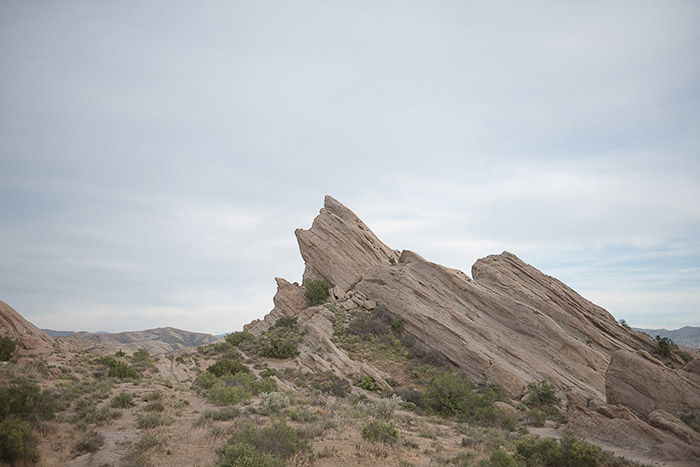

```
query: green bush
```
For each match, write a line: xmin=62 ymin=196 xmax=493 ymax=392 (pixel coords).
xmin=0 ymin=336 xmax=17 ymax=361
xmin=516 ymin=431 xmax=605 ymax=466
xmin=655 ymin=335 xmax=674 ymax=358
xmin=207 ymin=359 xmax=250 ymax=377
xmin=525 ymin=380 xmax=558 ymax=407
xmin=484 ymin=449 xmax=520 ymax=467
xmin=224 ymin=423 xmax=309 ymax=461
xmin=219 ymin=441 xmax=284 ymax=467
xmin=527 ymin=409 xmax=546 ymax=427
xmin=304 ymin=280 xmax=330 ymax=306
xmin=355 ymin=376 xmax=379 ymax=391
xmin=424 ymin=373 xmax=478 ymax=416
xmin=95 ymin=355 xmax=139 ymax=379
xmin=361 ymin=420 xmax=398 ymax=444
xmin=225 ymin=332 xmax=255 ymax=347
xmin=137 ymin=413 xmax=173 ymax=429
xmin=0 ymin=417 xmax=38 ymax=464
xmin=0 ymin=378 xmax=57 ymax=423
xmin=110 ymin=392 xmax=134 ymax=408
xmin=261 ymin=337 xmax=299 ymax=359
xmin=74 ymin=431 xmax=105 ymax=454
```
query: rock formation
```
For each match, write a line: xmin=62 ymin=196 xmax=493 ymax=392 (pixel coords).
xmin=0 ymin=300 xmax=54 ymax=353
xmin=248 ymin=195 xmax=700 ymax=463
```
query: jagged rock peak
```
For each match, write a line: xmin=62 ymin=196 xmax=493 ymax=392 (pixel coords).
xmin=295 ymin=195 xmax=399 ymax=293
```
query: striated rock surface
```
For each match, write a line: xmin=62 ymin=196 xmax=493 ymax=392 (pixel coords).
xmin=0 ymin=300 xmax=54 ymax=353
xmin=295 ymin=195 xmax=399 ymax=292
xmin=245 ymin=278 xmax=308 ymax=335
xmin=355 ymin=250 xmax=608 ymax=398
xmin=605 ymin=350 xmax=700 ymax=418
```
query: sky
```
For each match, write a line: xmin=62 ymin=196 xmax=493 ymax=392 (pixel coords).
xmin=1 ymin=1 xmax=699 ymax=334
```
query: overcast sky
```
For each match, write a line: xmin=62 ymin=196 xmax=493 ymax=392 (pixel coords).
xmin=1 ymin=1 xmax=699 ymax=334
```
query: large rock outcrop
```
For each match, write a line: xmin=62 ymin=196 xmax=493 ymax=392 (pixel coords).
xmin=0 ymin=300 xmax=54 ymax=353
xmin=247 ymin=196 xmax=700 ymax=464
xmin=295 ymin=195 xmax=399 ymax=293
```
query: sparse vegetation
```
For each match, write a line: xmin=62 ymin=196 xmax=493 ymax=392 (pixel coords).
xmin=0 ymin=336 xmax=17 ymax=361
xmin=74 ymin=431 xmax=105 ymax=454
xmin=137 ymin=412 xmax=173 ymax=429
xmin=207 ymin=359 xmax=250 ymax=377
xmin=304 ymin=279 xmax=330 ymax=306
xmin=110 ymin=392 xmax=134 ymax=408
xmin=225 ymin=331 xmax=255 ymax=347
xmin=619 ymin=319 xmax=630 ymax=330
xmin=259 ymin=391 xmax=290 ymax=414
xmin=361 ymin=420 xmax=398 ymax=444
xmin=524 ymin=380 xmax=558 ymax=408
xmin=219 ymin=422 xmax=309 ymax=466
xmin=95 ymin=355 xmax=140 ymax=379
xmin=515 ymin=431 xmax=608 ymax=466
xmin=0 ymin=416 xmax=38 ymax=464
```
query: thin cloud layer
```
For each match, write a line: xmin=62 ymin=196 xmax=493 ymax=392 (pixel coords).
xmin=1 ymin=1 xmax=698 ymax=333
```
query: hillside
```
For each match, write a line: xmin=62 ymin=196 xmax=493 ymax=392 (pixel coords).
xmin=0 ymin=300 xmax=54 ymax=353
xmin=53 ymin=327 xmax=219 ymax=354
xmin=635 ymin=326 xmax=700 ymax=348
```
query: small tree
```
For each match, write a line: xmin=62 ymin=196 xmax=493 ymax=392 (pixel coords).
xmin=619 ymin=319 xmax=631 ymax=330
xmin=0 ymin=336 xmax=17 ymax=361
xmin=304 ymin=280 xmax=330 ymax=306
xmin=655 ymin=335 xmax=674 ymax=358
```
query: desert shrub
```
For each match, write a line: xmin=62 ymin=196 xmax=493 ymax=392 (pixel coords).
xmin=0 ymin=378 xmax=57 ymax=423
xmin=676 ymin=349 xmax=693 ymax=364
xmin=393 ymin=387 xmax=423 ymax=408
xmin=527 ymin=408 xmax=546 ymax=427
xmin=95 ymin=355 xmax=139 ymax=379
xmin=110 ymin=392 xmax=134 ymax=408
xmin=484 ymin=449 xmax=520 ymax=467
xmin=203 ymin=373 xmax=277 ymax=406
xmin=115 ymin=350 xmax=126 ymax=357
xmin=355 ymin=375 xmax=379 ymax=391
xmin=288 ymin=407 xmax=318 ymax=423
xmin=373 ymin=395 xmax=402 ymax=419
xmin=260 ymin=368 xmax=279 ymax=378
xmin=347 ymin=311 xmax=392 ymax=337
xmin=208 ymin=385 xmax=252 ymax=406
xmin=516 ymin=431 xmax=605 ymax=466
xmin=0 ymin=417 xmax=38 ymax=464
xmin=71 ymin=399 xmax=119 ymax=428
xmin=226 ymin=331 xmax=255 ymax=347
xmin=261 ymin=337 xmax=299 ymax=359
xmin=525 ymin=380 xmax=558 ymax=407
xmin=132 ymin=348 xmax=150 ymax=362
xmin=224 ymin=422 xmax=309 ymax=462
xmin=307 ymin=371 xmax=350 ymax=397
xmin=654 ymin=335 xmax=674 ymax=358
xmin=361 ymin=420 xmax=398 ymax=444
xmin=194 ymin=372 xmax=219 ymax=390
xmin=142 ymin=390 xmax=162 ymax=402
xmin=207 ymin=359 xmax=250 ymax=377
xmin=304 ymin=279 xmax=330 ymax=306
xmin=219 ymin=441 xmax=284 ymax=467
xmin=0 ymin=336 xmax=17 ymax=361
xmin=424 ymin=373 xmax=478 ymax=416
xmin=74 ymin=431 xmax=105 ymax=454
xmin=199 ymin=407 xmax=240 ymax=424
xmin=259 ymin=392 xmax=290 ymax=413
xmin=143 ymin=401 xmax=165 ymax=412
xmin=137 ymin=413 xmax=173 ymax=429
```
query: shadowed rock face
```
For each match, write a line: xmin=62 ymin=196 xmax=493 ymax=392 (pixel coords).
xmin=249 ymin=196 xmax=700 ymax=463
xmin=0 ymin=300 xmax=53 ymax=353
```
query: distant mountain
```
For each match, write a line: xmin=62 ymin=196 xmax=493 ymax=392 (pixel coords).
xmin=634 ymin=326 xmax=700 ymax=348
xmin=48 ymin=327 xmax=219 ymax=354
xmin=42 ymin=329 xmax=77 ymax=337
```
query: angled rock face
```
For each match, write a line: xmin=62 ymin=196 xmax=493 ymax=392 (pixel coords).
xmin=605 ymin=350 xmax=700 ymax=419
xmin=245 ymin=278 xmax=308 ymax=335
xmin=0 ymin=300 xmax=54 ymax=353
xmin=472 ymin=252 xmax=656 ymax=355
xmin=295 ymin=195 xmax=399 ymax=292
xmin=355 ymin=250 xmax=608 ymax=398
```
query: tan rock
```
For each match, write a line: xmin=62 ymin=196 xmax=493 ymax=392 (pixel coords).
xmin=294 ymin=195 xmax=399 ymax=292
xmin=492 ymin=401 xmax=519 ymax=418
xmin=0 ymin=300 xmax=53 ymax=354
xmin=245 ymin=278 xmax=308 ymax=335
xmin=605 ymin=350 xmax=700 ymax=419
xmin=648 ymin=410 xmax=700 ymax=445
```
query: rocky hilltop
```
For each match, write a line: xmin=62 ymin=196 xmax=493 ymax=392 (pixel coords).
xmin=247 ymin=195 xmax=700 ymax=463
xmin=0 ymin=300 xmax=54 ymax=353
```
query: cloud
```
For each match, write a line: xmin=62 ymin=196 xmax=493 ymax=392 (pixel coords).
xmin=1 ymin=1 xmax=698 ymax=332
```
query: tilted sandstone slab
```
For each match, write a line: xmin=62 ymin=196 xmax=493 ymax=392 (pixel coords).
xmin=244 ymin=278 xmax=308 ymax=335
xmin=295 ymin=195 xmax=399 ymax=292
xmin=472 ymin=252 xmax=656 ymax=355
xmin=0 ymin=300 xmax=54 ymax=353
xmin=605 ymin=350 xmax=700 ymax=419
xmin=355 ymin=250 xmax=607 ymax=399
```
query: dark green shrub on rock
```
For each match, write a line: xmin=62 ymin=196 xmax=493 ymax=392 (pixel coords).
xmin=304 ymin=280 xmax=330 ymax=306
xmin=0 ymin=336 xmax=17 ymax=361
